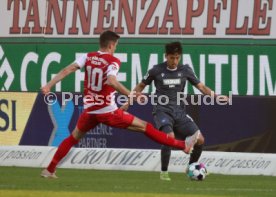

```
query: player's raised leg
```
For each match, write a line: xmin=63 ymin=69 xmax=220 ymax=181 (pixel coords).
xmin=97 ymin=109 xmax=199 ymax=153
xmin=127 ymin=117 xmax=199 ymax=154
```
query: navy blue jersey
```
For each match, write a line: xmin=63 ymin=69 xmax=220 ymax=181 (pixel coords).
xmin=142 ymin=62 xmax=200 ymax=107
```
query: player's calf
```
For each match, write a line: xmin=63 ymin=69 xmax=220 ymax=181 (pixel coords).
xmin=184 ymin=130 xmax=200 ymax=154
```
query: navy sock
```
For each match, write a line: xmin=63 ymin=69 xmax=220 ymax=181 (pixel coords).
xmin=161 ymin=145 xmax=171 ymax=171
xmin=189 ymin=144 xmax=203 ymax=164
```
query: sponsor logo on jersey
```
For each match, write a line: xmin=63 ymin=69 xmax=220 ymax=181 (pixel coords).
xmin=163 ymin=79 xmax=181 ymax=85
xmin=88 ymin=56 xmax=109 ymax=66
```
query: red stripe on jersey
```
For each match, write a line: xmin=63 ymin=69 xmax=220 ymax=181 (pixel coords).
xmin=83 ymin=52 xmax=121 ymax=113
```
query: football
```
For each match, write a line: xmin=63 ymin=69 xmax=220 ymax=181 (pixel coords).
xmin=187 ymin=162 xmax=207 ymax=181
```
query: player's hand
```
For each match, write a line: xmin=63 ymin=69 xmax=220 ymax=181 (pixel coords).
xmin=120 ymin=102 xmax=130 ymax=111
xmin=217 ymin=95 xmax=229 ymax=103
xmin=134 ymin=91 xmax=145 ymax=102
xmin=41 ymin=86 xmax=51 ymax=95
xmin=129 ymin=91 xmax=143 ymax=102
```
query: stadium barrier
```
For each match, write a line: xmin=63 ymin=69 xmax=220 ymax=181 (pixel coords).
xmin=0 ymin=146 xmax=276 ymax=176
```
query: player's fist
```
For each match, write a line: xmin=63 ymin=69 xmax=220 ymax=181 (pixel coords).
xmin=216 ymin=95 xmax=229 ymax=103
xmin=41 ymin=86 xmax=51 ymax=95
xmin=120 ymin=102 xmax=130 ymax=111
xmin=219 ymin=95 xmax=229 ymax=102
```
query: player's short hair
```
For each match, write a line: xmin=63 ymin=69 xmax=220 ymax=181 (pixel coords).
xmin=100 ymin=31 xmax=120 ymax=48
xmin=165 ymin=42 xmax=182 ymax=55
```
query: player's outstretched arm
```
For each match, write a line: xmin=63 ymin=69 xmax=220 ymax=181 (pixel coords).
xmin=41 ymin=63 xmax=79 ymax=95
xmin=196 ymin=82 xmax=229 ymax=101
xmin=196 ymin=82 xmax=214 ymax=96
xmin=120 ymin=82 xmax=147 ymax=111
xmin=107 ymin=75 xmax=131 ymax=96
xmin=133 ymin=82 xmax=146 ymax=93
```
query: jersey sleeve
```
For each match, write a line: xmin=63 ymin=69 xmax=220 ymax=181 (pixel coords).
xmin=142 ymin=67 xmax=156 ymax=85
xmin=106 ymin=61 xmax=120 ymax=77
xmin=186 ymin=65 xmax=200 ymax=85
xmin=74 ymin=54 xmax=87 ymax=69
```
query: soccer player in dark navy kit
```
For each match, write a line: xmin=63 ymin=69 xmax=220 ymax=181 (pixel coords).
xmin=127 ymin=42 xmax=228 ymax=181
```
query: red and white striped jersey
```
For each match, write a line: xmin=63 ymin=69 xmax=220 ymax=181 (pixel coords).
xmin=75 ymin=51 xmax=121 ymax=114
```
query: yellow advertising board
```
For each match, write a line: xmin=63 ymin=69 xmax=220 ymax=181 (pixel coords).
xmin=0 ymin=92 xmax=37 ymax=145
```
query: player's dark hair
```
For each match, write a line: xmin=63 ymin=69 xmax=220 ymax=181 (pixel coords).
xmin=100 ymin=31 xmax=120 ymax=48
xmin=165 ymin=42 xmax=182 ymax=55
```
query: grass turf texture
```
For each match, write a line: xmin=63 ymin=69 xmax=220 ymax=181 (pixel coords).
xmin=0 ymin=167 xmax=275 ymax=197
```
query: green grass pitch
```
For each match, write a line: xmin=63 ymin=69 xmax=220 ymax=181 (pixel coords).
xmin=0 ymin=167 xmax=275 ymax=197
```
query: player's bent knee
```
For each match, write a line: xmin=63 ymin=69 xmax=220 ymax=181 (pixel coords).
xmin=127 ymin=117 xmax=147 ymax=132
xmin=197 ymin=133 xmax=205 ymax=145
xmin=160 ymin=125 xmax=173 ymax=134
xmin=72 ymin=127 xmax=86 ymax=140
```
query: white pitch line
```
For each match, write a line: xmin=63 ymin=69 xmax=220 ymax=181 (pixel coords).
xmin=185 ymin=187 xmax=274 ymax=192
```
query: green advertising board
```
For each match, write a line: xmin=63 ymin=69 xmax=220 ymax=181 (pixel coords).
xmin=0 ymin=38 xmax=276 ymax=96
xmin=1 ymin=0 xmax=276 ymax=96
xmin=0 ymin=40 xmax=275 ymax=96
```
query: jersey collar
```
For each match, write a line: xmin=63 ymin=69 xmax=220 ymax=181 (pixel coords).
xmin=98 ymin=51 xmax=111 ymax=55
xmin=166 ymin=66 xmax=178 ymax=71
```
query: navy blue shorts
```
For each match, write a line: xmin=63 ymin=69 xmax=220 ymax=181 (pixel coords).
xmin=153 ymin=110 xmax=199 ymax=140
